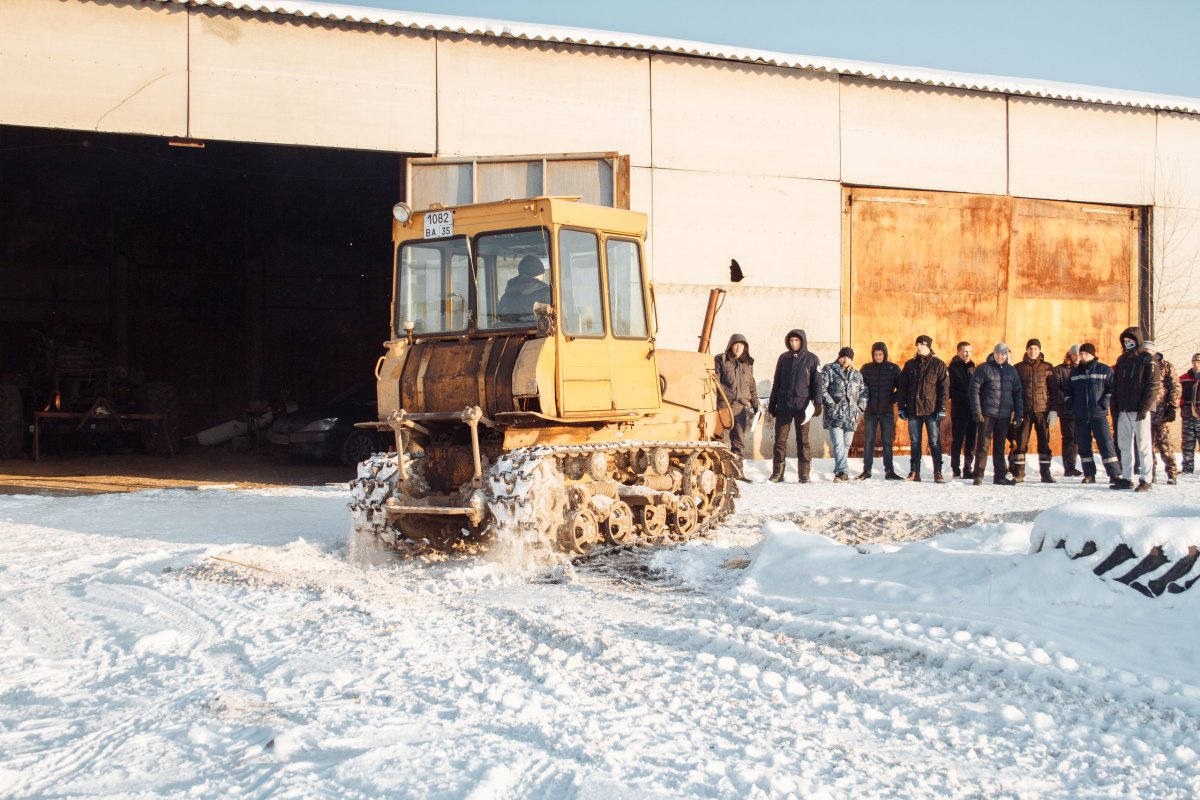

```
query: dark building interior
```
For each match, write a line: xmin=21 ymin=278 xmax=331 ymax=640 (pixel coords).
xmin=0 ymin=124 xmax=405 ymax=444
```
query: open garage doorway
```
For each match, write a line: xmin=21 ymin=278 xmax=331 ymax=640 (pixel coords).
xmin=0 ymin=124 xmax=408 ymax=464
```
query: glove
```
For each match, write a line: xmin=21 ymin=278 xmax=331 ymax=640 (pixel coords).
xmin=1166 ymin=407 xmax=1177 ymax=422
xmin=812 ymin=404 xmax=823 ymax=418
xmin=898 ymin=409 xmax=908 ymax=421
xmin=976 ymin=413 xmax=986 ymax=424
xmin=1012 ymin=416 xmax=1023 ymax=427
xmin=1137 ymin=410 xmax=1147 ymax=421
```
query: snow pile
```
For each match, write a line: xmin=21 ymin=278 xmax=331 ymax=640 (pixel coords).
xmin=1031 ymin=500 xmax=1200 ymax=559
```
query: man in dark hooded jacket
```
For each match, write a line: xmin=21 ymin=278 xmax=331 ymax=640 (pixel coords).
xmin=1181 ymin=353 xmax=1200 ymax=474
xmin=715 ymin=333 xmax=760 ymax=481
xmin=857 ymin=342 xmax=902 ymax=480
xmin=947 ymin=342 xmax=976 ymax=479
xmin=896 ymin=334 xmax=949 ymax=482
xmin=968 ymin=343 xmax=1023 ymax=485
xmin=767 ymin=329 xmax=821 ymax=482
xmin=1112 ymin=326 xmax=1159 ymax=491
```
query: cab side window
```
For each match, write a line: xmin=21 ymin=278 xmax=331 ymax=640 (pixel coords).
xmin=606 ymin=238 xmax=648 ymax=338
xmin=559 ymin=229 xmax=604 ymax=337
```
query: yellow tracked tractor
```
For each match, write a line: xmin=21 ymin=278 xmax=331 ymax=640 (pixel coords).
xmin=350 ymin=197 xmax=736 ymax=554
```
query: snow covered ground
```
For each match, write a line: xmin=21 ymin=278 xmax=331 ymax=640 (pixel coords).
xmin=1 ymin=457 xmax=1198 ymax=799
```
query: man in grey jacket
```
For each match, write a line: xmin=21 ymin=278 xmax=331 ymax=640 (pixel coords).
xmin=819 ymin=347 xmax=868 ymax=482
xmin=715 ymin=333 xmax=760 ymax=481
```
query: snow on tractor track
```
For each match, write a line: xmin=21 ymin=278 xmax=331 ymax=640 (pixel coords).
xmin=1 ymin=461 xmax=1198 ymax=799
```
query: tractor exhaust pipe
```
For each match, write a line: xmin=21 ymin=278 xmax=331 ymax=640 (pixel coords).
xmin=697 ymin=288 xmax=726 ymax=353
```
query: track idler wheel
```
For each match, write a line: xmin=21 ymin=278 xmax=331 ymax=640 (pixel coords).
xmin=602 ymin=500 xmax=635 ymax=546
xmin=670 ymin=495 xmax=699 ymax=539
xmin=637 ymin=504 xmax=668 ymax=544
xmin=560 ymin=508 xmax=601 ymax=554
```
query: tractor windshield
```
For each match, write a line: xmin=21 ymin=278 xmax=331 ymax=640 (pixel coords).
xmin=396 ymin=237 xmax=471 ymax=334
xmin=396 ymin=228 xmax=552 ymax=335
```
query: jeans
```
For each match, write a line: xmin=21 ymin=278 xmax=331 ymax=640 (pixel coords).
xmin=861 ymin=412 xmax=895 ymax=472
xmin=1117 ymin=411 xmax=1153 ymax=482
xmin=973 ymin=416 xmax=1011 ymax=479
xmin=950 ymin=412 xmax=977 ymax=474
xmin=1076 ymin=417 xmax=1120 ymax=478
xmin=907 ymin=415 xmax=942 ymax=475
xmin=828 ymin=427 xmax=852 ymax=474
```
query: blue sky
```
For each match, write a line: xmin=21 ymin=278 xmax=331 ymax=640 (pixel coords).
xmin=341 ymin=0 xmax=1200 ymax=98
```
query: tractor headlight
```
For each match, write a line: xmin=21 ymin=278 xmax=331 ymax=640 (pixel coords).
xmin=302 ymin=417 xmax=339 ymax=432
xmin=392 ymin=202 xmax=412 ymax=224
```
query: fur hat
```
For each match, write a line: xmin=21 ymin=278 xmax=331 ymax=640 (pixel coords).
xmin=915 ymin=334 xmax=933 ymax=348
xmin=1080 ymin=343 xmax=1097 ymax=357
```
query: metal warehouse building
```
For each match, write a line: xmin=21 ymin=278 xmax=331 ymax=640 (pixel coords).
xmin=3 ymin=0 xmax=1199 ymax=454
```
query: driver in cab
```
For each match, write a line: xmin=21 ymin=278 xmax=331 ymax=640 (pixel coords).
xmin=497 ymin=255 xmax=551 ymax=323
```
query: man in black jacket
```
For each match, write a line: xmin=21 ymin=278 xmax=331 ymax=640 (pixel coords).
xmin=715 ymin=333 xmax=759 ymax=481
xmin=969 ymin=343 xmax=1023 ymax=485
xmin=1112 ymin=327 xmax=1159 ymax=491
xmin=1062 ymin=343 xmax=1120 ymax=484
xmin=767 ymin=329 xmax=821 ymax=483
xmin=1053 ymin=345 xmax=1082 ymax=477
xmin=856 ymin=342 xmax=902 ymax=480
xmin=897 ymin=334 xmax=949 ymax=482
xmin=947 ymin=342 xmax=976 ymax=479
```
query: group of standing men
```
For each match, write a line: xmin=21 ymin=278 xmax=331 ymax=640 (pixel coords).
xmin=714 ymin=328 xmax=1200 ymax=488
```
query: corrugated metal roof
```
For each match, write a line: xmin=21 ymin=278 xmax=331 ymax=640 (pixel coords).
xmin=155 ymin=0 xmax=1200 ymax=115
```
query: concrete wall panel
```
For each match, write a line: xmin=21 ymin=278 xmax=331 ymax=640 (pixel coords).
xmin=1151 ymin=204 xmax=1200 ymax=367
xmin=650 ymin=56 xmax=839 ymax=179
xmin=0 ymin=0 xmax=187 ymax=135
xmin=840 ymin=79 xmax=1007 ymax=195
xmin=1009 ymin=98 xmax=1156 ymax=204
xmin=649 ymin=169 xmax=842 ymax=368
xmin=1155 ymin=112 xmax=1200 ymax=211
xmin=436 ymin=37 xmax=650 ymax=165
xmin=189 ymin=12 xmax=436 ymax=151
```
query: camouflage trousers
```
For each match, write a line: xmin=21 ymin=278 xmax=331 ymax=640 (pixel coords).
xmin=1183 ymin=417 xmax=1200 ymax=473
xmin=1152 ymin=421 xmax=1177 ymax=480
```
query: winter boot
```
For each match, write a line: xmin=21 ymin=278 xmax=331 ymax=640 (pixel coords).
xmin=1135 ymin=480 xmax=1152 ymax=492
xmin=884 ymin=469 xmax=903 ymax=480
xmin=934 ymin=472 xmax=946 ymax=484
xmin=905 ymin=471 xmax=921 ymax=482
xmin=993 ymin=475 xmax=1016 ymax=486
xmin=1040 ymin=466 xmax=1056 ymax=484
xmin=972 ymin=474 xmax=984 ymax=486
xmin=1081 ymin=475 xmax=1096 ymax=484
xmin=769 ymin=456 xmax=785 ymax=483
xmin=855 ymin=469 xmax=871 ymax=481
xmin=962 ymin=458 xmax=974 ymax=480
xmin=1012 ymin=468 xmax=1025 ymax=484
xmin=1110 ymin=478 xmax=1134 ymax=490
xmin=798 ymin=461 xmax=811 ymax=484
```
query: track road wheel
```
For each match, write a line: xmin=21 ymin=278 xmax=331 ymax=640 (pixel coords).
xmin=560 ymin=508 xmax=600 ymax=554
xmin=670 ymin=495 xmax=699 ymax=540
xmin=0 ymin=385 xmax=23 ymax=459
xmin=637 ymin=504 xmax=668 ymax=544
xmin=602 ymin=500 xmax=635 ymax=546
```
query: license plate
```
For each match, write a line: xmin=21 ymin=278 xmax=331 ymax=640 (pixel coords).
xmin=424 ymin=210 xmax=454 ymax=239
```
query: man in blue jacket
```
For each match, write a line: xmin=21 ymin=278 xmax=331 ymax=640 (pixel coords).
xmin=1061 ymin=343 xmax=1121 ymax=484
xmin=968 ymin=343 xmax=1023 ymax=485
xmin=767 ymin=329 xmax=822 ymax=483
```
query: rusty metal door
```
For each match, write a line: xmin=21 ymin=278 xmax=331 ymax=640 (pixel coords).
xmin=844 ymin=187 xmax=1140 ymax=457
